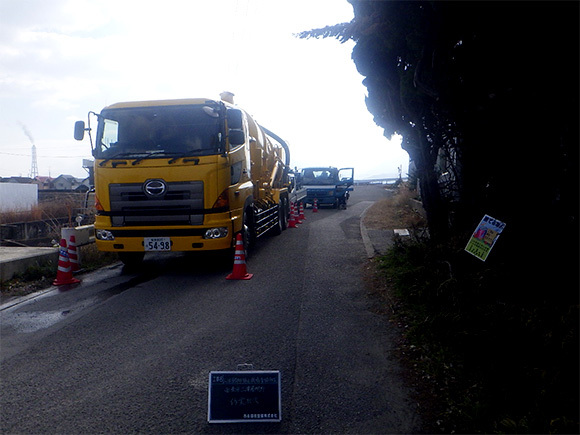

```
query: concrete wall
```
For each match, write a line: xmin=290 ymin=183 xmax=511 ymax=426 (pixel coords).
xmin=0 ymin=217 xmax=71 ymax=245
xmin=0 ymin=183 xmax=38 ymax=212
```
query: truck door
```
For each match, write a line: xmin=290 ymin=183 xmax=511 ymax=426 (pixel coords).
xmin=338 ymin=168 xmax=354 ymax=186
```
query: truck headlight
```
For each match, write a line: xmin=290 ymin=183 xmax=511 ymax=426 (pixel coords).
xmin=96 ymin=229 xmax=115 ymax=241
xmin=203 ymin=227 xmax=228 ymax=239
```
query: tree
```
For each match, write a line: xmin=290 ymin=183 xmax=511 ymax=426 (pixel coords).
xmin=298 ymin=1 xmax=578 ymax=249
xmin=299 ymin=2 xmax=457 ymax=239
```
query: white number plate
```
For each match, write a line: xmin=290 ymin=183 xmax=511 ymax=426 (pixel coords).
xmin=144 ymin=237 xmax=171 ymax=251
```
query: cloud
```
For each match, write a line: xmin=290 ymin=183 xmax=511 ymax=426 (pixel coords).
xmin=0 ymin=0 xmax=408 ymax=179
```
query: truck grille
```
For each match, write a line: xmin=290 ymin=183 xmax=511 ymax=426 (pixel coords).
xmin=108 ymin=181 xmax=204 ymax=226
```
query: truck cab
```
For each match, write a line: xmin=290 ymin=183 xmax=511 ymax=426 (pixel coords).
xmin=301 ymin=167 xmax=354 ymax=209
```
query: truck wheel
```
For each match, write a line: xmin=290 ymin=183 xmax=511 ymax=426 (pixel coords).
xmin=241 ymin=207 xmax=255 ymax=254
xmin=282 ymin=197 xmax=289 ymax=230
xmin=118 ymin=252 xmax=145 ymax=269
xmin=272 ymin=198 xmax=287 ymax=235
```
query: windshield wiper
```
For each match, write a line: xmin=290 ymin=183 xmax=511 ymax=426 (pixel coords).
xmin=168 ymin=154 xmax=201 ymax=164
xmin=131 ymin=150 xmax=167 ymax=166
xmin=99 ymin=152 xmax=136 ymax=167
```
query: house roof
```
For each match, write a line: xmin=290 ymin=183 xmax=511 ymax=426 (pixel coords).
xmin=53 ymin=174 xmax=76 ymax=180
xmin=35 ymin=176 xmax=53 ymax=183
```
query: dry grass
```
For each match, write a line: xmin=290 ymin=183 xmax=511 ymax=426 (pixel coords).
xmin=363 ymin=185 xmax=426 ymax=230
xmin=0 ymin=192 xmax=93 ymax=225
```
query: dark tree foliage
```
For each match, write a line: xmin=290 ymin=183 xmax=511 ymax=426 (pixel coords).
xmin=298 ymin=1 xmax=578 ymax=432
xmin=299 ymin=1 xmax=578 ymax=246
xmin=298 ymin=0 xmax=578 ymax=283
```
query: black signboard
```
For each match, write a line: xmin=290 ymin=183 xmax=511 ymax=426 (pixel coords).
xmin=208 ymin=371 xmax=281 ymax=423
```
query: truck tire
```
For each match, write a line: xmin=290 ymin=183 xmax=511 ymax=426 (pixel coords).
xmin=281 ymin=197 xmax=289 ymax=230
xmin=241 ymin=207 xmax=255 ymax=254
xmin=272 ymin=197 xmax=288 ymax=235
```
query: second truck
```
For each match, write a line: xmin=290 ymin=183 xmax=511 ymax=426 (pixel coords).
xmin=74 ymin=92 xmax=303 ymax=266
xmin=300 ymin=167 xmax=354 ymax=209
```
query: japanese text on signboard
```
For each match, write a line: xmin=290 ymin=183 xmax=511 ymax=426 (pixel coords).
xmin=465 ymin=214 xmax=506 ymax=261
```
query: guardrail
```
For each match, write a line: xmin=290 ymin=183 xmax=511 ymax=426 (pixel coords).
xmin=355 ymin=178 xmax=406 ymax=185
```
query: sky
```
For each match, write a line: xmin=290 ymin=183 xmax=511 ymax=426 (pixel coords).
xmin=0 ymin=0 xmax=409 ymax=181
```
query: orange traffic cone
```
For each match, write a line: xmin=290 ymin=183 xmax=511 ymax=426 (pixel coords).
xmin=53 ymin=238 xmax=81 ymax=286
xmin=294 ymin=201 xmax=302 ymax=224
xmin=226 ymin=233 xmax=253 ymax=280
xmin=313 ymin=198 xmax=319 ymax=213
xmin=299 ymin=202 xmax=306 ymax=220
xmin=68 ymin=235 xmax=79 ymax=272
xmin=288 ymin=202 xmax=297 ymax=228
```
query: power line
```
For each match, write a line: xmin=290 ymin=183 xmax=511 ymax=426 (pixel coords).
xmin=0 ymin=151 xmax=89 ymax=158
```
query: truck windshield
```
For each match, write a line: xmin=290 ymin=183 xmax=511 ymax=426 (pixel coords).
xmin=302 ymin=169 xmax=339 ymax=185
xmin=94 ymin=104 xmax=223 ymax=159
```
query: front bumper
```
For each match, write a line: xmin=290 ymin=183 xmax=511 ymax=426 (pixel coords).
xmin=94 ymin=213 xmax=235 ymax=252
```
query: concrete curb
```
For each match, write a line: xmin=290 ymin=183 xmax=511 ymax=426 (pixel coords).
xmin=0 ymin=261 xmax=124 ymax=311
xmin=0 ymin=247 xmax=58 ymax=283
xmin=360 ymin=205 xmax=378 ymax=259
xmin=0 ymin=285 xmax=58 ymax=311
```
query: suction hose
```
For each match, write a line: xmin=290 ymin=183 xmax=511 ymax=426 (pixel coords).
xmin=261 ymin=126 xmax=290 ymax=169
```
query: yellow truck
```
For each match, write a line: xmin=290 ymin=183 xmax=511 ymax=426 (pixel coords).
xmin=74 ymin=92 xmax=302 ymax=266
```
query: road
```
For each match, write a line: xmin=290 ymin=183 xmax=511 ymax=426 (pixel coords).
xmin=0 ymin=184 xmax=421 ymax=434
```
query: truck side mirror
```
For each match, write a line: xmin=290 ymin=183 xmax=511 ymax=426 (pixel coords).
xmin=228 ymin=129 xmax=245 ymax=146
xmin=227 ymin=109 xmax=243 ymax=130
xmin=74 ymin=121 xmax=85 ymax=141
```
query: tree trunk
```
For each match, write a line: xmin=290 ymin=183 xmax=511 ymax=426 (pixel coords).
xmin=414 ymin=130 xmax=448 ymax=242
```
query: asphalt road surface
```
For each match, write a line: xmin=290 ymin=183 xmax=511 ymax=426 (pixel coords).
xmin=0 ymin=184 xmax=421 ymax=434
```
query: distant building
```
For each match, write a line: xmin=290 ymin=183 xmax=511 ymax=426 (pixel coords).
xmin=34 ymin=176 xmax=54 ymax=190
xmin=0 ymin=176 xmax=34 ymax=184
xmin=75 ymin=179 xmax=91 ymax=192
xmin=0 ymin=183 xmax=38 ymax=212
xmin=52 ymin=174 xmax=90 ymax=191
xmin=2 ymin=174 xmax=90 ymax=192
xmin=52 ymin=174 xmax=75 ymax=190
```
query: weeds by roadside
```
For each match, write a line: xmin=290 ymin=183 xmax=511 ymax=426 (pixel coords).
xmin=362 ymin=184 xmax=426 ymax=231
xmin=1 ymin=193 xmax=107 ymax=301
xmin=1 ymin=244 xmax=118 ymax=301
xmin=1 ymin=262 xmax=57 ymax=300
xmin=375 ymin=229 xmax=579 ymax=434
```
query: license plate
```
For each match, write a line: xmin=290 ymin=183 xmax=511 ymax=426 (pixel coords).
xmin=144 ymin=237 xmax=171 ymax=251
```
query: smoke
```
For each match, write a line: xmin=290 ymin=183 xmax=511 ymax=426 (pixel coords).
xmin=19 ymin=122 xmax=35 ymax=145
